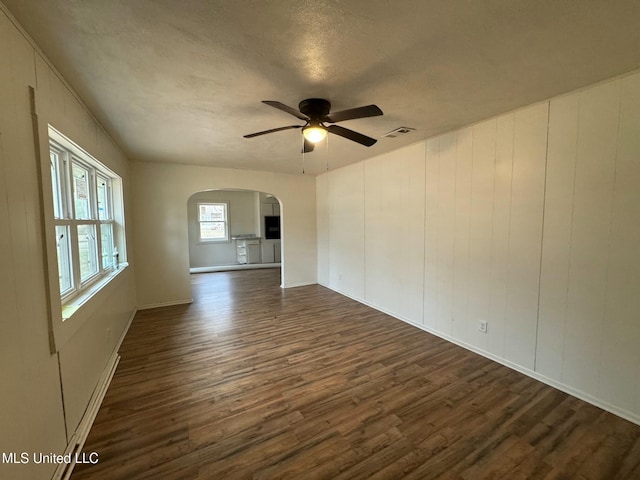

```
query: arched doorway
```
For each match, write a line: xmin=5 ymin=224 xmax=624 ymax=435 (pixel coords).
xmin=186 ymin=189 xmax=282 ymax=281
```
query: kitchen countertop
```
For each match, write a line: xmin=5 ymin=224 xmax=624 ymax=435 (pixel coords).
xmin=232 ymin=235 xmax=261 ymax=240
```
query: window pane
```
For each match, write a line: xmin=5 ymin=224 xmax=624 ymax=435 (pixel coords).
xmin=72 ymin=162 xmax=91 ymax=219
xmin=55 ymin=225 xmax=73 ymax=294
xmin=50 ymin=151 xmax=63 ymax=219
xmin=199 ymin=204 xmax=226 ymax=221
xmin=77 ymin=224 xmax=99 ymax=281
xmin=200 ymin=221 xmax=227 ymax=240
xmin=100 ymin=223 xmax=114 ymax=269
xmin=97 ymin=176 xmax=110 ymax=220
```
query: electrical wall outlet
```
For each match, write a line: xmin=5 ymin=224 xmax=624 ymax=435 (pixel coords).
xmin=478 ymin=320 xmax=488 ymax=334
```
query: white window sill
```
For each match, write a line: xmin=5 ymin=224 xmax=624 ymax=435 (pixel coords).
xmin=62 ymin=263 xmax=129 ymax=321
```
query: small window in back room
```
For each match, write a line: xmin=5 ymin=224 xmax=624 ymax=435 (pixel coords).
xmin=198 ymin=202 xmax=229 ymax=242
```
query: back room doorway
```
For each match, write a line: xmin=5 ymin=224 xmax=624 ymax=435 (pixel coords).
xmin=187 ymin=189 xmax=282 ymax=285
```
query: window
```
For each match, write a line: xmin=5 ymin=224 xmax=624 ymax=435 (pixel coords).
xmin=49 ymin=130 xmax=122 ymax=303
xmin=198 ymin=203 xmax=229 ymax=241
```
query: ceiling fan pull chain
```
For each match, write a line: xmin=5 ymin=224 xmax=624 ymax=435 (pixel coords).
xmin=326 ymin=133 xmax=329 ymax=172
xmin=301 ymin=135 xmax=306 ymax=175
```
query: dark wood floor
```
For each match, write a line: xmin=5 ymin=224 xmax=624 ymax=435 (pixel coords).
xmin=72 ymin=269 xmax=640 ymax=479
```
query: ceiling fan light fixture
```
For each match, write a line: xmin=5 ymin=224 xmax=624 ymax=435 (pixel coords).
xmin=303 ymin=125 xmax=327 ymax=143
xmin=245 ymin=99 xmax=382 ymax=149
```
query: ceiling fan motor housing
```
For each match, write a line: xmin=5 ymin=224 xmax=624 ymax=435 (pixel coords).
xmin=299 ymin=98 xmax=331 ymax=119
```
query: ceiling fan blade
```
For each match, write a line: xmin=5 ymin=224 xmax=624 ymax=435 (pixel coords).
xmin=262 ymin=101 xmax=309 ymax=121
xmin=302 ymin=139 xmax=315 ymax=153
xmin=243 ymin=125 xmax=302 ymax=138
xmin=327 ymin=125 xmax=377 ymax=146
xmin=324 ymin=104 xmax=383 ymax=123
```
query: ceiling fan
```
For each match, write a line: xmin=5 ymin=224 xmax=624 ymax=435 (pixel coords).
xmin=244 ymin=98 xmax=383 ymax=152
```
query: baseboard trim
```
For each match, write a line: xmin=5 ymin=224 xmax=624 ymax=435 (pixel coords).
xmin=52 ymin=309 xmax=136 ymax=480
xmin=319 ymin=282 xmax=640 ymax=427
xmin=403 ymin=318 xmax=640 ymax=427
xmin=137 ymin=298 xmax=193 ymax=310
xmin=282 ymin=280 xmax=317 ymax=289
xmin=115 ymin=308 xmax=136 ymax=353
xmin=52 ymin=354 xmax=120 ymax=480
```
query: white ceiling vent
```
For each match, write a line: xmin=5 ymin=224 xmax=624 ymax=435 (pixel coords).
xmin=382 ymin=127 xmax=416 ymax=138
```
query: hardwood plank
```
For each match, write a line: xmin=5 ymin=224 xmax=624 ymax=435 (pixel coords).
xmin=72 ymin=269 xmax=640 ymax=479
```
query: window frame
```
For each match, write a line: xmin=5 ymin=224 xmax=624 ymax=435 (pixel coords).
xmin=50 ymin=140 xmax=119 ymax=304
xmin=38 ymin=123 xmax=128 ymax=354
xmin=197 ymin=202 xmax=230 ymax=243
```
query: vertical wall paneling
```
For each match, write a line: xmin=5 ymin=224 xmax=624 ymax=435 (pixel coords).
xmin=0 ymin=11 xmax=68 ymax=479
xmin=423 ymin=138 xmax=439 ymax=329
xmin=562 ymin=80 xmax=620 ymax=394
xmin=487 ymin=113 xmax=515 ymax=358
xmin=467 ymin=119 xmax=497 ymax=351
xmin=0 ymin=127 xmax=32 ymax=471
xmin=451 ymin=128 xmax=472 ymax=341
xmin=318 ymin=70 xmax=640 ymax=424
xmin=503 ymin=102 xmax=549 ymax=369
xmin=3 ymin=9 xmax=30 ymax=347
xmin=399 ymin=146 xmax=426 ymax=324
xmin=0 ymin=19 xmax=19 ymax=351
xmin=536 ymin=93 xmax=579 ymax=379
xmin=598 ymin=74 xmax=640 ymax=412
xmin=10 ymin=8 xmax=67 ymax=452
xmin=0 ymin=15 xmax=37 ymax=477
xmin=49 ymin=64 xmax=67 ymax=130
xmin=316 ymin=173 xmax=330 ymax=286
xmin=1 ymin=7 xmax=140 ymax=477
xmin=328 ymin=163 xmax=365 ymax=300
xmin=364 ymin=143 xmax=426 ymax=324
xmin=435 ymin=132 xmax=457 ymax=336
xmin=364 ymin=153 xmax=400 ymax=312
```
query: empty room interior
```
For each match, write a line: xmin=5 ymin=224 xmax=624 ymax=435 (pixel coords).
xmin=2 ymin=1 xmax=640 ymax=479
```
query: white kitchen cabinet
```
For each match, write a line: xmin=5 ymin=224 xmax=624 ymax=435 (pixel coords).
xmin=274 ymin=241 xmax=281 ymax=262
xmin=261 ymin=240 xmax=281 ymax=263
xmin=236 ymin=238 xmax=261 ymax=264
xmin=262 ymin=202 xmax=280 ymax=216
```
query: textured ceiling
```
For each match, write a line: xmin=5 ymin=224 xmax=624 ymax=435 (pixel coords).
xmin=4 ymin=0 xmax=640 ymax=175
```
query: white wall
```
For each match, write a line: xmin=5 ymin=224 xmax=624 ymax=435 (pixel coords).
xmin=0 ymin=5 xmax=136 ymax=479
xmin=132 ymin=162 xmax=316 ymax=308
xmin=317 ymin=70 xmax=640 ymax=425
xmin=364 ymin=143 xmax=426 ymax=324
xmin=188 ymin=190 xmax=259 ymax=267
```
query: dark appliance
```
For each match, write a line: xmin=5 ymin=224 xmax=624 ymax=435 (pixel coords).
xmin=264 ymin=215 xmax=281 ymax=239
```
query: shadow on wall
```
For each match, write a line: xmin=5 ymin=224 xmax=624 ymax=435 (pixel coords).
xmin=187 ymin=189 xmax=282 ymax=273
